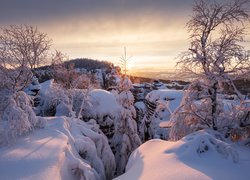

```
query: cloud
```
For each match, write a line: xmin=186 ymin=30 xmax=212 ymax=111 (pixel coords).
xmin=0 ymin=0 xmax=192 ymax=24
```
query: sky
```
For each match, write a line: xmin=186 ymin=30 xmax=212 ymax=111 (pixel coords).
xmin=0 ymin=0 xmax=249 ymax=74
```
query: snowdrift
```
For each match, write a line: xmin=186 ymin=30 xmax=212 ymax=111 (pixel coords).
xmin=0 ymin=116 xmax=115 ymax=180
xmin=116 ymin=130 xmax=250 ymax=180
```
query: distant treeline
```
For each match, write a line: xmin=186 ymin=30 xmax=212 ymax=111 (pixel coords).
xmin=63 ymin=58 xmax=113 ymax=70
xmin=36 ymin=58 xmax=114 ymax=71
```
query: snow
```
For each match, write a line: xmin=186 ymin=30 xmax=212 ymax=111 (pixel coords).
xmin=1 ymin=79 xmax=249 ymax=180
xmin=88 ymin=89 xmax=120 ymax=120
xmin=0 ymin=116 xmax=115 ymax=180
xmin=116 ymin=130 xmax=250 ymax=180
xmin=134 ymin=101 xmax=147 ymax=113
xmin=146 ymin=89 xmax=183 ymax=112
xmin=39 ymin=79 xmax=54 ymax=96
xmin=140 ymin=90 xmax=184 ymax=140
xmin=0 ymin=117 xmax=69 ymax=180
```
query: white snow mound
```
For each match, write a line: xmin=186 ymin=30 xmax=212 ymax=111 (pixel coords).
xmin=116 ymin=130 xmax=250 ymax=180
xmin=0 ymin=116 xmax=115 ymax=180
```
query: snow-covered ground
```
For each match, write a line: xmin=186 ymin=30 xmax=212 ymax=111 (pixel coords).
xmin=1 ymin=79 xmax=249 ymax=180
xmin=0 ymin=117 xmax=71 ymax=180
xmin=116 ymin=130 xmax=250 ymax=180
xmin=2 ymin=121 xmax=249 ymax=180
xmin=0 ymin=116 xmax=115 ymax=180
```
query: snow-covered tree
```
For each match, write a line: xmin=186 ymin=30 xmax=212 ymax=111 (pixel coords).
xmin=169 ymin=80 xmax=211 ymax=141
xmin=173 ymin=0 xmax=250 ymax=138
xmin=0 ymin=91 xmax=45 ymax=145
xmin=112 ymin=76 xmax=141 ymax=175
xmin=0 ymin=25 xmax=52 ymax=91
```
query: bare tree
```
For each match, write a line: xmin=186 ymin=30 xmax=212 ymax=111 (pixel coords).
xmin=177 ymin=0 xmax=250 ymax=130
xmin=0 ymin=25 xmax=52 ymax=91
xmin=0 ymin=25 xmax=52 ymax=70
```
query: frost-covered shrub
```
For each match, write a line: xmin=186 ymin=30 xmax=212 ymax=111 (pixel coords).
xmin=169 ymin=84 xmax=212 ymax=141
xmin=39 ymin=80 xmax=89 ymax=118
xmin=40 ymin=83 xmax=71 ymax=116
xmin=0 ymin=91 xmax=41 ymax=145
xmin=112 ymin=77 xmax=141 ymax=175
xmin=168 ymin=79 xmax=239 ymax=141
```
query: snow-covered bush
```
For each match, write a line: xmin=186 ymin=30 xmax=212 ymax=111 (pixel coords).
xmin=0 ymin=91 xmax=44 ymax=145
xmin=39 ymin=82 xmax=73 ymax=117
xmin=168 ymin=79 xmax=239 ymax=141
xmin=169 ymin=81 xmax=214 ymax=141
xmin=112 ymin=77 xmax=141 ymax=175
xmin=38 ymin=80 xmax=91 ymax=118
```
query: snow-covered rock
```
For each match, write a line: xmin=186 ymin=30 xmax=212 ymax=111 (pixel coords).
xmin=82 ymin=89 xmax=120 ymax=126
xmin=139 ymin=89 xmax=183 ymax=141
xmin=146 ymin=89 xmax=183 ymax=112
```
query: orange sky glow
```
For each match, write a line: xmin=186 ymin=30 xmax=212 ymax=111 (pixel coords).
xmin=40 ymin=13 xmax=190 ymax=74
xmin=0 ymin=0 xmax=249 ymax=75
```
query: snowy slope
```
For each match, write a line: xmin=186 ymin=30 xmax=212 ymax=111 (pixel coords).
xmin=0 ymin=117 xmax=115 ymax=180
xmin=116 ymin=130 xmax=250 ymax=180
xmin=0 ymin=117 xmax=70 ymax=180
